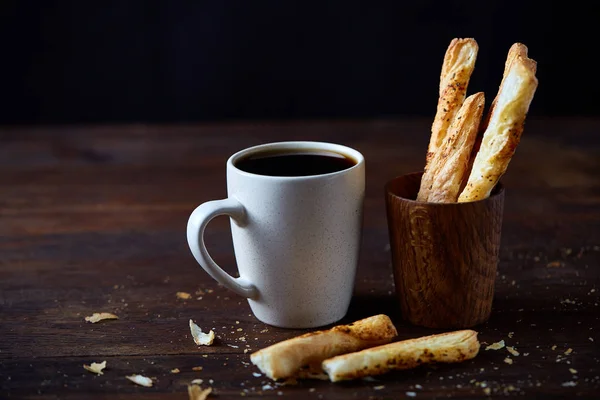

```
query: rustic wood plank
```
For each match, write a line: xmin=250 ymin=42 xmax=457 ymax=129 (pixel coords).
xmin=1 ymin=118 xmax=599 ymax=398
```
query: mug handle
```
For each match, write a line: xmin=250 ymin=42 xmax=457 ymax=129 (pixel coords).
xmin=187 ymin=198 xmax=258 ymax=299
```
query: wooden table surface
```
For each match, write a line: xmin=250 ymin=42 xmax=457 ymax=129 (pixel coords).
xmin=1 ymin=117 xmax=599 ymax=399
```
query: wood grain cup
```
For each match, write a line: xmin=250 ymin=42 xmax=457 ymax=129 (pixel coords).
xmin=385 ymin=171 xmax=504 ymax=329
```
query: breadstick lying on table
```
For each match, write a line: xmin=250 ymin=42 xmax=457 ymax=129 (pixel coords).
xmin=458 ymin=53 xmax=538 ymax=202
xmin=250 ymin=314 xmax=397 ymax=381
xmin=425 ymin=38 xmax=478 ymax=169
xmin=322 ymin=329 xmax=480 ymax=382
xmin=418 ymin=92 xmax=485 ymax=202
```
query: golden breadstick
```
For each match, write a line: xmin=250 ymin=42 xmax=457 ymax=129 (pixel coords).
xmin=322 ymin=330 xmax=480 ymax=382
xmin=480 ymin=43 xmax=533 ymax=132
xmin=458 ymin=55 xmax=538 ymax=202
xmin=425 ymin=38 xmax=478 ymax=168
xmin=460 ymin=43 xmax=531 ymax=195
xmin=417 ymin=92 xmax=485 ymax=203
xmin=250 ymin=315 xmax=397 ymax=380
xmin=419 ymin=92 xmax=485 ymax=203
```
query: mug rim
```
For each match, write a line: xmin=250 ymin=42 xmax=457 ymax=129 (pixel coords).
xmin=385 ymin=170 xmax=505 ymax=205
xmin=227 ymin=141 xmax=365 ymax=180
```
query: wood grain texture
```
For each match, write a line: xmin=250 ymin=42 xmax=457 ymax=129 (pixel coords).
xmin=387 ymin=172 xmax=504 ymax=328
xmin=1 ymin=118 xmax=599 ymax=399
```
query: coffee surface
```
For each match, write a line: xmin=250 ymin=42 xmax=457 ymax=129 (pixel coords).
xmin=235 ymin=150 xmax=356 ymax=177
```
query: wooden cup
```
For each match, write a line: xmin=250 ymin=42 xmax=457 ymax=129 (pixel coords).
xmin=385 ymin=171 xmax=504 ymax=329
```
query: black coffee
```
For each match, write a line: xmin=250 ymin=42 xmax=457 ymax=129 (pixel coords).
xmin=235 ymin=149 xmax=356 ymax=177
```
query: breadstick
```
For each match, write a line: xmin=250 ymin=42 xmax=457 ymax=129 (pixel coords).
xmin=425 ymin=38 xmax=478 ymax=169
xmin=460 ymin=43 xmax=531 ymax=195
xmin=322 ymin=330 xmax=480 ymax=382
xmin=418 ymin=92 xmax=484 ymax=201
xmin=250 ymin=315 xmax=397 ymax=380
xmin=418 ymin=92 xmax=485 ymax=203
xmin=480 ymin=43 xmax=533 ymax=132
xmin=458 ymin=54 xmax=538 ymax=202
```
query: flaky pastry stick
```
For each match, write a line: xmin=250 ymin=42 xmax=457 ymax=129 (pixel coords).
xmin=250 ymin=315 xmax=397 ymax=381
xmin=458 ymin=45 xmax=529 ymax=194
xmin=322 ymin=329 xmax=480 ymax=382
xmin=460 ymin=43 xmax=535 ymax=196
xmin=425 ymin=38 xmax=478 ymax=169
xmin=480 ymin=43 xmax=533 ymax=133
xmin=458 ymin=54 xmax=538 ymax=202
xmin=418 ymin=92 xmax=485 ymax=202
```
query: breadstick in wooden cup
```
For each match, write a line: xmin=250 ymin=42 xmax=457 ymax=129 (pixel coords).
xmin=458 ymin=53 xmax=538 ymax=202
xmin=418 ymin=92 xmax=485 ymax=202
xmin=425 ymin=38 xmax=478 ymax=169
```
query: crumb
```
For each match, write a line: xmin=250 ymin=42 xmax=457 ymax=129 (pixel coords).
xmin=504 ymin=357 xmax=513 ymax=365
xmin=187 ymin=384 xmax=212 ymax=400
xmin=85 ymin=312 xmax=118 ymax=323
xmin=564 ymin=348 xmax=573 ymax=355
xmin=561 ymin=381 xmax=577 ymax=387
xmin=192 ymin=366 xmax=203 ymax=371
xmin=406 ymin=391 xmax=416 ymax=397
xmin=171 ymin=368 xmax=180 ymax=374
xmin=507 ymin=346 xmax=520 ymax=356
xmin=483 ymin=387 xmax=491 ymax=395
xmin=552 ymin=345 xmax=557 ymax=350
xmin=126 ymin=374 xmax=153 ymax=387
xmin=189 ymin=319 xmax=215 ymax=346
xmin=547 ymin=261 xmax=563 ymax=268
xmin=508 ymin=332 xmax=514 ymax=338
xmin=373 ymin=385 xmax=385 ymax=390
xmin=485 ymin=340 xmax=505 ymax=350
xmin=569 ymin=368 xmax=578 ymax=374
xmin=177 ymin=292 xmax=192 ymax=300
xmin=83 ymin=361 xmax=106 ymax=375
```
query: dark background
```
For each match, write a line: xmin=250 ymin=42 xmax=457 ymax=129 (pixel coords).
xmin=0 ymin=1 xmax=596 ymax=125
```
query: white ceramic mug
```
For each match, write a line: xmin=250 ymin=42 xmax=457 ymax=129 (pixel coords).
xmin=186 ymin=141 xmax=365 ymax=328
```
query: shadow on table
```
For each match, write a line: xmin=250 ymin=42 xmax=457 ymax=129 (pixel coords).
xmin=344 ymin=292 xmax=403 ymax=325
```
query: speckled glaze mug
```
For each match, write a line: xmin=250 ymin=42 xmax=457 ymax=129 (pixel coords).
xmin=187 ymin=141 xmax=365 ymax=328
